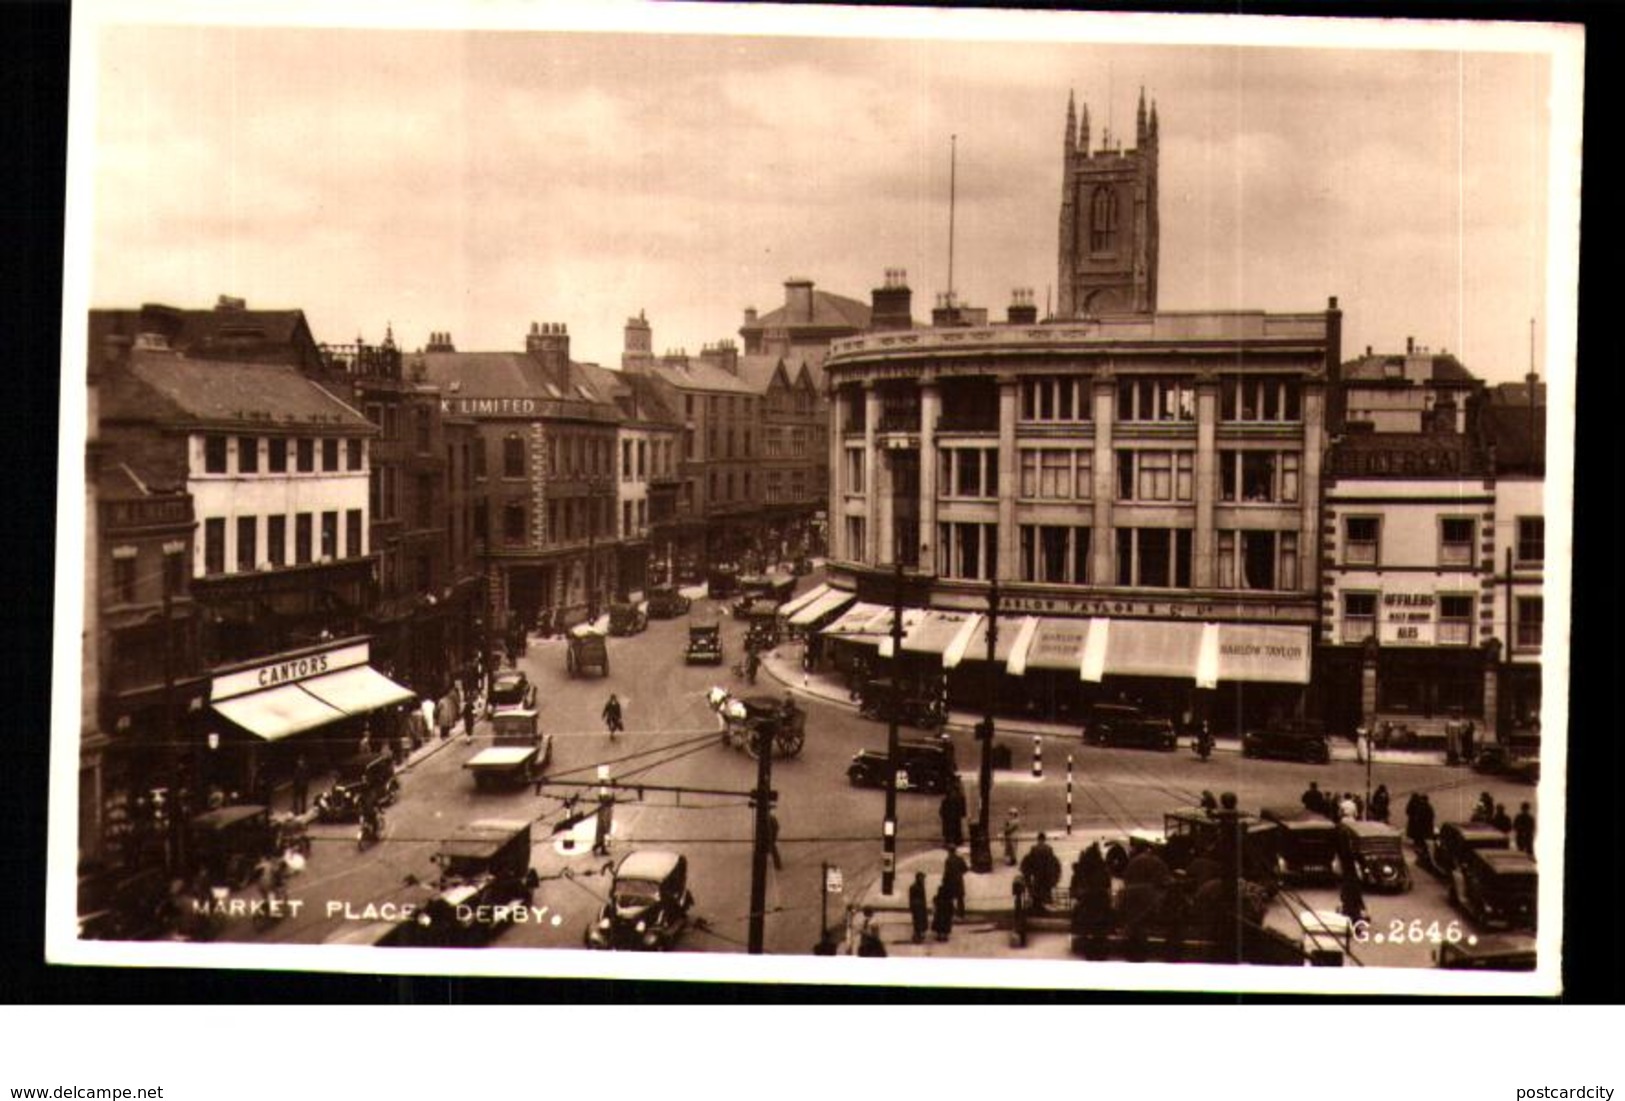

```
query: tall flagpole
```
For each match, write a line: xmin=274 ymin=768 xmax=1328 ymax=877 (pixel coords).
xmin=947 ymin=134 xmax=957 ymax=309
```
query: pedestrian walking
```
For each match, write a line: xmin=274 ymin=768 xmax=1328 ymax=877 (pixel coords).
xmin=1471 ymin=791 xmax=1494 ymax=824
xmin=592 ymin=792 xmax=613 ymax=856
xmin=931 ymin=881 xmax=954 ymax=942
xmin=855 ymin=906 xmax=887 ymax=957
xmin=435 ymin=691 xmax=457 ymax=741
xmin=767 ymin=811 xmax=783 ymax=870
xmin=1199 ymin=790 xmax=1218 ymax=815
xmin=1020 ymin=832 xmax=1061 ymax=912
xmin=941 ymin=846 xmax=968 ymax=918
xmin=462 ymin=691 xmax=476 ymax=743
xmin=1337 ymin=792 xmax=1359 ymax=822
xmin=908 ymin=872 xmax=929 ymax=943
xmin=1513 ymin=802 xmax=1536 ymax=856
xmin=1301 ymin=781 xmax=1327 ymax=817
xmin=290 ymin=759 xmax=308 ymax=818
xmin=1492 ymin=802 xmax=1513 ymax=833
xmin=1462 ymin=719 xmax=1477 ymax=765
xmin=1369 ymin=784 xmax=1391 ymax=824
xmin=1002 ymin=807 xmax=1021 ymax=866
xmin=602 ymin=693 xmax=624 ymax=738
xmin=939 ymin=780 xmax=966 ymax=850
xmin=1338 ymin=871 xmax=1369 ymax=925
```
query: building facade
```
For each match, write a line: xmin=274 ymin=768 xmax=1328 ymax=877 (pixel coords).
xmin=823 ymin=299 xmax=1337 ymax=731
xmin=1485 ymin=377 xmax=1546 ymax=739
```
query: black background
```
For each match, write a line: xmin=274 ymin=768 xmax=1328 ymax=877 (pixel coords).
xmin=3 ymin=0 xmax=1618 ymax=1006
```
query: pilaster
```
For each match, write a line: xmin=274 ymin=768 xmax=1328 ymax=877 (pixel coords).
xmin=996 ymin=380 xmax=1019 ymax=581
xmin=1091 ymin=376 xmax=1115 ymax=584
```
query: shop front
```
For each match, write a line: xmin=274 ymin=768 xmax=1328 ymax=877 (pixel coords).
xmin=206 ymin=638 xmax=417 ymax=799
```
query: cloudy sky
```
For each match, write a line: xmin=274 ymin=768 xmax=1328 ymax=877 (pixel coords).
xmin=77 ymin=4 xmax=1578 ymax=383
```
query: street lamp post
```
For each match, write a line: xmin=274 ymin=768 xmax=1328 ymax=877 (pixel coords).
xmin=971 ymin=578 xmax=999 ymax=873
xmin=880 ymin=559 xmax=904 ymax=896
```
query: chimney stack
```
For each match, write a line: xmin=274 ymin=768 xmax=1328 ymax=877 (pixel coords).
xmin=1006 ymin=287 xmax=1038 ymax=325
xmin=869 ymin=268 xmax=914 ymax=332
xmin=784 ymin=278 xmax=815 ymax=323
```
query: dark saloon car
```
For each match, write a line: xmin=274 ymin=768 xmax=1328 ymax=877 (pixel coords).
xmin=586 ymin=850 xmax=694 ymax=951
xmin=1434 ymin=932 xmax=1537 ymax=971
xmin=487 ymin=670 xmax=538 ymax=713
xmin=847 ymin=738 xmax=958 ymax=794
xmin=608 ymin=601 xmax=648 ymax=637
xmin=1427 ymin=821 xmax=1510 ymax=878
xmin=1448 ymin=847 xmax=1537 ymax=931
xmin=1338 ymin=819 xmax=1411 ymax=893
xmin=645 ymin=586 xmax=692 ymax=620
xmin=1241 ymin=719 xmax=1331 ymax=764
xmin=1259 ymin=806 xmax=1341 ymax=884
xmin=1082 ymin=704 xmax=1177 ymax=751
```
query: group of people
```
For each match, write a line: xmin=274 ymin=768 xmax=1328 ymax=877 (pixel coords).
xmin=1299 ymin=780 xmax=1391 ymax=824
xmin=1469 ymin=791 xmax=1537 ymax=855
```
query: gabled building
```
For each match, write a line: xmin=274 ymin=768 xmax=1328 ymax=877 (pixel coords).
xmin=733 ymin=351 xmax=826 ymax=561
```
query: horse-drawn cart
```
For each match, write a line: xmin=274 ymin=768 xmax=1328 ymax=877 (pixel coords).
xmin=708 ymin=689 xmax=806 ymax=760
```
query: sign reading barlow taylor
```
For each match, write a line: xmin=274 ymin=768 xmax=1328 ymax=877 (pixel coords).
xmin=211 ymin=640 xmax=371 ymax=702
xmin=936 ymin=589 xmax=1316 ymax=625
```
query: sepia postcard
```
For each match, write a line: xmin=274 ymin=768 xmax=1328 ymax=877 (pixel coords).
xmin=49 ymin=0 xmax=1582 ymax=995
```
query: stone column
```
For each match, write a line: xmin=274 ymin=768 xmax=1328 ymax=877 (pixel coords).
xmin=1194 ymin=377 xmax=1219 ymax=588
xmin=1091 ymin=376 xmax=1116 ymax=585
xmin=996 ymin=380 xmax=1019 ymax=581
xmin=864 ymin=382 xmax=880 ymax=564
xmin=831 ymin=384 xmax=848 ymax=561
xmin=919 ymin=380 xmax=940 ymax=570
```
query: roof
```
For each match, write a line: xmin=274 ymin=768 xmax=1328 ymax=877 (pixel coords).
xmin=416 ymin=351 xmax=623 ymax=415
xmin=615 ymin=849 xmax=683 ymax=882
xmin=643 ymin=357 xmax=758 ymax=395
xmin=1340 ymin=352 xmax=1477 ymax=385
xmin=91 ymin=304 xmax=324 ymax=372
xmin=574 ymin=362 xmax=684 ymax=427
xmin=1482 ymin=401 xmax=1546 ymax=473
xmin=733 ymin=353 xmax=820 ymax=396
xmin=119 ymin=351 xmax=374 ymax=433
xmin=745 ymin=288 xmax=871 ymax=333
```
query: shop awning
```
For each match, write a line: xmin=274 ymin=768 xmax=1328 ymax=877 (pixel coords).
xmin=1003 ymin=617 xmax=1044 ymax=676
xmin=1100 ymin=619 xmax=1207 ymax=680
xmin=941 ymin=615 xmax=1034 ymax=667
xmin=874 ymin=609 xmax=928 ymax=657
xmin=902 ymin=611 xmax=978 ymax=656
xmin=1213 ymin=623 xmax=1311 ymax=685
xmin=788 ymin=587 xmax=857 ymax=628
xmin=776 ymin=583 xmax=830 ymax=620
xmin=212 ymin=684 xmax=348 ymax=743
xmin=1024 ymin=617 xmax=1096 ymax=674
xmin=300 ymin=665 xmax=416 ymax=715
xmin=820 ymin=602 xmax=891 ymax=639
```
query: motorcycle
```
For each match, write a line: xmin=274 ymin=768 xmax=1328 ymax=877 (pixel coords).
xmin=357 ymin=805 xmax=385 ymax=851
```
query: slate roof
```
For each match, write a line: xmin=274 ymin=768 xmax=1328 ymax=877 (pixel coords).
xmin=1341 ymin=352 xmax=1477 ymax=385
xmin=1483 ymin=400 xmax=1546 ymax=473
xmin=90 ymin=305 xmax=324 ymax=371
xmin=644 ymin=357 xmax=758 ymax=395
xmin=418 ymin=352 xmax=555 ymax=399
xmin=114 ymin=351 xmax=373 ymax=433
xmin=747 ymin=289 xmax=871 ymax=332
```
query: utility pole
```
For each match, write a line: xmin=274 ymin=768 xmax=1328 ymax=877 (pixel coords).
xmin=880 ymin=558 xmax=904 ymax=895
xmin=747 ymin=720 xmax=775 ymax=954
xmin=971 ymin=578 xmax=999 ymax=873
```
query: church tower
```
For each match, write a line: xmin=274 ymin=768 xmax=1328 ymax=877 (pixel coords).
xmin=1057 ymin=87 xmax=1159 ymax=319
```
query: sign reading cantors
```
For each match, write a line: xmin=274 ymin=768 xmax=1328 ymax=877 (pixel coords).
xmin=211 ymin=641 xmax=371 ymax=702
xmin=1379 ymin=592 xmax=1435 ymax=644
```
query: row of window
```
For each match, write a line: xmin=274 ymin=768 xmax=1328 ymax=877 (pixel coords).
xmin=107 ymin=546 xmax=187 ymax=606
xmin=200 ymin=510 xmax=365 ymax=576
xmin=619 ymin=439 xmax=678 ymax=481
xmin=762 ymin=427 xmax=814 ymax=458
xmin=201 ymin=435 xmax=364 ymax=476
xmin=1342 ymin=516 xmax=1542 ymax=568
xmin=1016 ymin=376 xmax=1305 ymax=424
xmin=707 ymin=469 xmax=754 ymax=502
xmin=763 ymin=471 xmax=813 ymax=503
xmin=1340 ymin=593 xmax=1543 ymax=649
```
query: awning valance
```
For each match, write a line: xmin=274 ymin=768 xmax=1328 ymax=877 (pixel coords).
xmin=788 ymin=587 xmax=857 ymax=628
xmin=902 ymin=611 xmax=978 ymax=656
xmin=300 ymin=665 xmax=416 ymax=715
xmin=212 ymin=684 xmax=347 ymax=743
xmin=1213 ymin=623 xmax=1311 ymax=685
xmin=1100 ymin=619 xmax=1207 ymax=680
xmin=1024 ymin=617 xmax=1095 ymax=674
xmin=820 ymin=602 xmax=891 ymax=638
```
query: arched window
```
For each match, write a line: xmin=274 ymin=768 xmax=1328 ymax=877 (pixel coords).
xmin=503 ymin=433 xmax=525 ymax=478
xmin=1089 ymin=186 xmax=1118 ymax=252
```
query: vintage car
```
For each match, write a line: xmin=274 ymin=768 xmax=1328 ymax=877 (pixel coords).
xmin=313 ymin=751 xmax=400 ymax=822
xmin=586 ymin=849 xmax=695 ymax=951
xmin=857 ymin=676 xmax=945 ymax=731
xmin=1241 ymin=719 xmax=1332 ymax=764
xmin=1338 ymin=819 xmax=1412 ymax=892
xmin=1472 ymin=744 xmax=1541 ymax=785
xmin=645 ymin=586 xmax=692 ymax=620
xmin=1259 ymin=806 xmax=1341 ymax=884
xmin=77 ymin=865 xmax=171 ymax=941
xmin=790 ymin=556 xmax=814 ymax=576
xmin=419 ymin=819 xmax=540 ymax=945
xmin=706 ymin=565 xmax=740 ymax=600
xmin=319 ymin=881 xmax=440 ymax=947
xmin=566 ymin=625 xmax=611 ymax=677
xmin=487 ymin=669 xmax=538 ymax=713
xmin=733 ymin=573 xmax=796 ymax=609
xmin=847 ymin=737 xmax=958 ymax=794
xmin=465 ymin=708 xmax=554 ymax=790
xmin=685 ymin=613 xmax=724 ymax=665
xmin=1427 ymin=821 xmax=1511 ymax=878
xmin=1434 ymin=931 xmax=1538 ymax=971
xmin=1448 ymin=847 xmax=1537 ymax=930
xmin=1083 ymin=703 xmax=1177 ymax=751
xmin=1161 ymin=810 xmax=1281 ymax=892
xmin=188 ymin=804 xmax=279 ymax=890
xmin=608 ymin=601 xmax=649 ymax=637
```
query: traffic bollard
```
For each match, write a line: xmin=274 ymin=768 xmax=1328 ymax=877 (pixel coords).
xmin=1032 ymin=735 xmax=1043 ymax=780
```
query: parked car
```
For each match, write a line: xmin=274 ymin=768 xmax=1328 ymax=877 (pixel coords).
xmin=488 ymin=670 xmax=537 ymax=713
xmin=1337 ymin=819 xmax=1412 ymax=892
xmin=645 ymin=586 xmax=692 ymax=620
xmin=1259 ymin=806 xmax=1341 ymax=884
xmin=1448 ymin=847 xmax=1537 ymax=930
xmin=420 ymin=819 xmax=540 ymax=945
xmin=1161 ymin=809 xmax=1281 ymax=892
xmin=1083 ymin=703 xmax=1177 ymax=751
xmin=685 ymin=613 xmax=724 ymax=665
xmin=1472 ymin=744 xmax=1540 ymax=785
xmin=566 ymin=625 xmax=610 ymax=677
xmin=1434 ymin=932 xmax=1537 ymax=971
xmin=586 ymin=850 xmax=694 ymax=951
xmin=706 ymin=565 xmax=740 ymax=600
xmin=1427 ymin=821 xmax=1511 ymax=878
xmin=1241 ymin=719 xmax=1331 ymax=764
xmin=464 ymin=708 xmax=553 ymax=790
xmin=847 ymin=738 xmax=958 ymax=794
xmin=188 ymin=805 xmax=279 ymax=891
xmin=857 ymin=676 xmax=945 ymax=731
xmin=608 ymin=601 xmax=648 ymax=637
